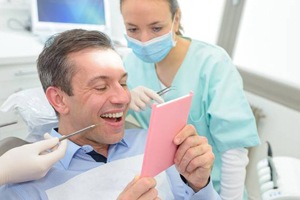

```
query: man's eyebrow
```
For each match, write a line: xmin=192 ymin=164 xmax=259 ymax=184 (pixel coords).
xmin=87 ymin=75 xmax=108 ymax=85
xmin=88 ymin=72 xmax=128 ymax=85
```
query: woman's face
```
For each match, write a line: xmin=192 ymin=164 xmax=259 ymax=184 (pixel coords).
xmin=121 ymin=0 xmax=176 ymax=42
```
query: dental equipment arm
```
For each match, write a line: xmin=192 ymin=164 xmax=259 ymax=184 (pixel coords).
xmin=129 ymin=86 xmax=165 ymax=112
xmin=0 ymin=133 xmax=67 ymax=185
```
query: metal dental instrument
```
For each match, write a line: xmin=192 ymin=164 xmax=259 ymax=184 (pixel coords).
xmin=58 ymin=124 xmax=99 ymax=142
xmin=157 ymin=86 xmax=173 ymax=96
xmin=0 ymin=124 xmax=99 ymax=156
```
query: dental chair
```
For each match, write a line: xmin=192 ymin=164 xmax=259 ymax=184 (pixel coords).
xmin=0 ymin=87 xmax=141 ymax=156
xmin=256 ymin=142 xmax=300 ymax=200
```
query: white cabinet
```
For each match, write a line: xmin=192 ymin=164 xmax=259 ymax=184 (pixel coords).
xmin=0 ymin=64 xmax=41 ymax=103
xmin=0 ymin=65 xmax=41 ymax=140
xmin=0 ymin=31 xmax=43 ymax=140
xmin=0 ymin=63 xmax=42 ymax=140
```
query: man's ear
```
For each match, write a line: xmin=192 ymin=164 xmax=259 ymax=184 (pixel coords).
xmin=45 ymin=86 xmax=70 ymax=115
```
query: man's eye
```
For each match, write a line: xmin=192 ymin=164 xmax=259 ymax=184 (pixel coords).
xmin=95 ymin=86 xmax=106 ymax=91
xmin=120 ymin=76 xmax=128 ymax=87
xmin=121 ymin=83 xmax=127 ymax=88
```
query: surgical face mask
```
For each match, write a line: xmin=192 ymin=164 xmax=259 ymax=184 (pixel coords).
xmin=125 ymin=17 xmax=177 ymax=63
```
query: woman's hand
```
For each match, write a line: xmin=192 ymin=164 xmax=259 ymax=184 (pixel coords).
xmin=0 ymin=133 xmax=67 ymax=185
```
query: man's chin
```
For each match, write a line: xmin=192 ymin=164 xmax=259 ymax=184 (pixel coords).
xmin=106 ymin=131 xmax=125 ymax=144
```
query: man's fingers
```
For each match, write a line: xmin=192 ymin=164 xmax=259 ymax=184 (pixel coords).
xmin=174 ymin=135 xmax=202 ymax=165
xmin=119 ymin=177 xmax=157 ymax=199
xmin=131 ymin=177 xmax=157 ymax=196
xmin=173 ymin=125 xmax=197 ymax=145
xmin=138 ymin=187 xmax=159 ymax=200
xmin=185 ymin=145 xmax=212 ymax=173
xmin=122 ymin=175 xmax=140 ymax=192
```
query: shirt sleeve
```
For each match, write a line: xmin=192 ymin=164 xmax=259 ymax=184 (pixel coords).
xmin=0 ymin=185 xmax=25 ymax=200
xmin=220 ymin=148 xmax=249 ymax=199
xmin=183 ymin=178 xmax=222 ymax=200
xmin=166 ymin=166 xmax=221 ymax=200
xmin=206 ymin=54 xmax=260 ymax=152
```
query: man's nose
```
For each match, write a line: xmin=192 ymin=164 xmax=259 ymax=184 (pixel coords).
xmin=110 ymin=86 xmax=130 ymax=104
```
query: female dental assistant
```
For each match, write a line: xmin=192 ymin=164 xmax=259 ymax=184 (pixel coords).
xmin=120 ymin=0 xmax=260 ymax=199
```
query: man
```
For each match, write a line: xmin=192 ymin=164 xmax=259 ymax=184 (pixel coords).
xmin=0 ymin=29 xmax=220 ymax=199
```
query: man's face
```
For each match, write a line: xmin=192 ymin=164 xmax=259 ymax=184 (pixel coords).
xmin=61 ymin=48 xmax=131 ymax=146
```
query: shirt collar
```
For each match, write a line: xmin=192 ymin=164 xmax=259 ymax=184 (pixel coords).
xmin=50 ymin=128 xmax=130 ymax=169
xmin=51 ymin=129 xmax=81 ymax=169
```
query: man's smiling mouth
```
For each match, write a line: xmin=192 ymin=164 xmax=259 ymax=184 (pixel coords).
xmin=101 ymin=112 xmax=123 ymax=122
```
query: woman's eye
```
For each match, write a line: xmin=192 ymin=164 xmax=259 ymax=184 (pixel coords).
xmin=127 ymin=28 xmax=137 ymax=33
xmin=152 ymin=27 xmax=162 ymax=32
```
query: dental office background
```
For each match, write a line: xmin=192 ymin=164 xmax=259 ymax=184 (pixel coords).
xmin=0 ymin=0 xmax=300 ymax=199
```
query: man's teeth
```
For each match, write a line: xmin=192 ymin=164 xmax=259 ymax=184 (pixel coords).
xmin=101 ymin=112 xmax=123 ymax=118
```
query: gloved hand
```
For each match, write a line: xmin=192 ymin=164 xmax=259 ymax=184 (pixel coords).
xmin=0 ymin=133 xmax=67 ymax=185
xmin=130 ymin=86 xmax=164 ymax=112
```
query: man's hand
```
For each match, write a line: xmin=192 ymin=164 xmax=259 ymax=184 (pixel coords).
xmin=117 ymin=176 xmax=160 ymax=200
xmin=130 ymin=86 xmax=164 ymax=112
xmin=173 ymin=124 xmax=215 ymax=192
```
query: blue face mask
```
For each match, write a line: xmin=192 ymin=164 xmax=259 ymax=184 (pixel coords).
xmin=125 ymin=18 xmax=177 ymax=63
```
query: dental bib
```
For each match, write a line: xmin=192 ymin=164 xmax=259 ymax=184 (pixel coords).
xmin=46 ymin=154 xmax=174 ymax=200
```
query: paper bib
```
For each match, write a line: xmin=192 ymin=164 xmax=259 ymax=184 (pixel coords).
xmin=46 ymin=154 xmax=174 ymax=200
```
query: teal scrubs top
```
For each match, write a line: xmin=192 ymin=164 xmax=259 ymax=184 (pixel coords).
xmin=124 ymin=38 xmax=260 ymax=195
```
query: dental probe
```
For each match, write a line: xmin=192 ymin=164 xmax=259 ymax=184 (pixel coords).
xmin=59 ymin=124 xmax=99 ymax=142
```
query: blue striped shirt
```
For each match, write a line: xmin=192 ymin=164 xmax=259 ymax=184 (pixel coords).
xmin=0 ymin=128 xmax=220 ymax=200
